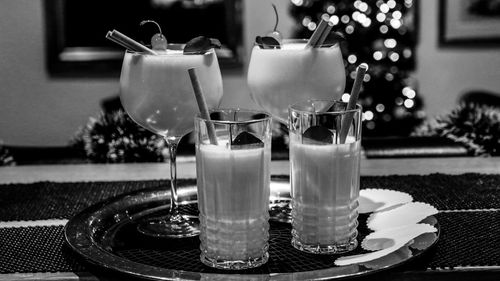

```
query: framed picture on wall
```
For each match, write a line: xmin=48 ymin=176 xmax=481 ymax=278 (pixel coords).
xmin=44 ymin=0 xmax=243 ymax=77
xmin=439 ymin=0 xmax=500 ymax=46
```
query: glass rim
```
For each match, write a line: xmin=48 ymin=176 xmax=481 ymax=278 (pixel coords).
xmin=289 ymin=99 xmax=362 ymax=115
xmin=195 ymin=108 xmax=272 ymax=125
xmin=125 ymin=45 xmax=216 ymax=56
xmin=253 ymin=38 xmax=340 ymax=48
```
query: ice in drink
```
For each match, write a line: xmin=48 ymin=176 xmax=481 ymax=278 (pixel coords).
xmin=196 ymin=143 xmax=270 ymax=268
xmin=290 ymin=133 xmax=360 ymax=253
xmin=120 ymin=49 xmax=223 ymax=137
xmin=247 ymin=40 xmax=345 ymax=123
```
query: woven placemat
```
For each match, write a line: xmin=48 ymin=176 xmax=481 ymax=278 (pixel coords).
xmin=1 ymin=173 xmax=499 ymax=275
xmin=1 ymin=174 xmax=499 ymax=222
xmin=430 ymin=211 xmax=500 ymax=269
xmin=0 ymin=180 xmax=191 ymax=221
xmin=0 ymin=225 xmax=85 ymax=273
xmin=1 ymin=211 xmax=498 ymax=274
xmin=361 ymin=174 xmax=500 ymax=211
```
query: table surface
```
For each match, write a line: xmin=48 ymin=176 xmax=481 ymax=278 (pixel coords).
xmin=1 ymin=157 xmax=499 ymax=281
xmin=1 ymin=157 xmax=500 ymax=185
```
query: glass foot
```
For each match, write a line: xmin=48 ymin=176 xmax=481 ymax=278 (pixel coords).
xmin=291 ymin=234 xmax=358 ymax=254
xmin=201 ymin=252 xmax=269 ymax=270
xmin=137 ymin=213 xmax=199 ymax=238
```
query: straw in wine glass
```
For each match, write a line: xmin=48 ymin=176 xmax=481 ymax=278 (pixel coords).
xmin=306 ymin=18 xmax=329 ymax=48
xmin=105 ymin=29 xmax=157 ymax=55
xmin=188 ymin=68 xmax=218 ymax=145
xmin=316 ymin=20 xmax=334 ymax=47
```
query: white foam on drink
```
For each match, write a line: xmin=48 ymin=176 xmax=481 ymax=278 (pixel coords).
xmin=281 ymin=42 xmax=307 ymax=50
xmin=151 ymin=49 xmax=183 ymax=55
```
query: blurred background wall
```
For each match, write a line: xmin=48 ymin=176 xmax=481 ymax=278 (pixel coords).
xmin=0 ymin=0 xmax=499 ymax=146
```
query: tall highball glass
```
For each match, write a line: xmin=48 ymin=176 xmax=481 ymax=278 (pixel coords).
xmin=289 ymin=100 xmax=362 ymax=254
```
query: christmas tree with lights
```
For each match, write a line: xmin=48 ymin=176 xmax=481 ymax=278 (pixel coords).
xmin=290 ymin=0 xmax=424 ymax=136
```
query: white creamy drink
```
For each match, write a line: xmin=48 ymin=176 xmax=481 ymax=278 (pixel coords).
xmin=247 ymin=41 xmax=345 ymax=123
xmin=120 ymin=49 xmax=223 ymax=137
xmin=196 ymin=143 xmax=271 ymax=264
xmin=290 ymin=133 xmax=360 ymax=252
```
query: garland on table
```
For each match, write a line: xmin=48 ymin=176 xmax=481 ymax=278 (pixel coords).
xmin=413 ymin=103 xmax=500 ymax=156
xmin=0 ymin=140 xmax=15 ymax=166
xmin=72 ymin=110 xmax=166 ymax=163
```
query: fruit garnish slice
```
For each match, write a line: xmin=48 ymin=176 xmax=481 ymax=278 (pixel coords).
xmin=266 ymin=3 xmax=283 ymax=43
xmin=255 ymin=36 xmax=264 ymax=47
xmin=231 ymin=131 xmax=264 ymax=149
xmin=151 ymin=33 xmax=167 ymax=51
xmin=302 ymin=126 xmax=333 ymax=145
xmin=256 ymin=4 xmax=282 ymax=49
xmin=323 ymin=31 xmax=346 ymax=46
xmin=255 ymin=36 xmax=281 ymax=49
xmin=140 ymin=20 xmax=167 ymax=51
xmin=184 ymin=36 xmax=221 ymax=54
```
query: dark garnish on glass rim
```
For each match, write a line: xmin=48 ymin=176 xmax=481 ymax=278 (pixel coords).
xmin=256 ymin=36 xmax=281 ymax=49
xmin=323 ymin=31 xmax=346 ymax=46
xmin=232 ymin=131 xmax=264 ymax=149
xmin=302 ymin=126 xmax=333 ymax=145
xmin=184 ymin=36 xmax=222 ymax=55
xmin=267 ymin=3 xmax=283 ymax=43
xmin=256 ymin=3 xmax=282 ymax=49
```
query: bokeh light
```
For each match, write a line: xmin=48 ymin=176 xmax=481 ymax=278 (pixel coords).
xmin=404 ymin=99 xmax=415 ymax=108
xmin=307 ymin=22 xmax=317 ymax=31
xmin=380 ymin=25 xmax=389 ymax=33
xmin=342 ymin=93 xmax=351 ymax=102
xmin=373 ymin=51 xmax=383 ymax=60
xmin=384 ymin=38 xmax=397 ymax=48
xmin=379 ymin=3 xmax=389 ymax=13
xmin=302 ymin=16 xmax=311 ymax=27
xmin=390 ymin=19 xmax=402 ymax=29
xmin=364 ymin=110 xmax=374 ymax=121
xmin=376 ymin=13 xmax=386 ymax=22
xmin=348 ymin=54 xmax=357 ymax=64
xmin=330 ymin=15 xmax=340 ymax=25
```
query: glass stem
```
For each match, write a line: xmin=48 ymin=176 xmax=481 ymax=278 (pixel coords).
xmin=166 ymin=138 xmax=181 ymax=219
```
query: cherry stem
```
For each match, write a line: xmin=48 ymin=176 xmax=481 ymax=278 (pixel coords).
xmin=140 ymin=20 xmax=162 ymax=35
xmin=272 ymin=3 xmax=279 ymax=32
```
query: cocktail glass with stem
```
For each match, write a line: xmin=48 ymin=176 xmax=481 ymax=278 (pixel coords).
xmin=120 ymin=45 xmax=223 ymax=238
xmin=247 ymin=39 xmax=346 ymax=222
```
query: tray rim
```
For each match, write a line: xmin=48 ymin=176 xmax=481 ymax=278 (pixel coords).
xmin=64 ymin=182 xmax=440 ymax=281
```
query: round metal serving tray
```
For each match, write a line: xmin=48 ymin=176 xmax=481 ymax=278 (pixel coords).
xmin=65 ymin=179 xmax=439 ymax=281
